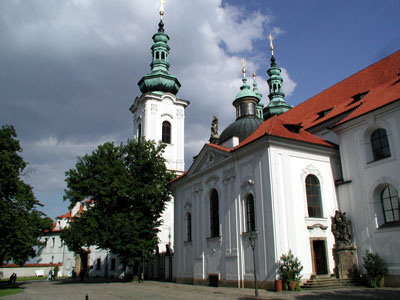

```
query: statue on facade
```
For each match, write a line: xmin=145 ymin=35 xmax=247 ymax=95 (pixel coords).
xmin=209 ymin=115 xmax=220 ymax=144
xmin=331 ymin=210 xmax=353 ymax=248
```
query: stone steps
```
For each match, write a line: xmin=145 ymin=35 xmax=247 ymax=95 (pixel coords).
xmin=301 ymin=276 xmax=366 ymax=289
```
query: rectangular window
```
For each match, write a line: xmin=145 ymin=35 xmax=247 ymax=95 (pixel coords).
xmin=111 ymin=258 xmax=116 ymax=271
xmin=51 ymin=237 xmax=55 ymax=248
xmin=97 ymin=258 xmax=101 ymax=270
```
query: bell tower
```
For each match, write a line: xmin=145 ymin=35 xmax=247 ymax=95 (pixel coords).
xmin=129 ymin=1 xmax=189 ymax=175
xmin=129 ymin=1 xmax=189 ymax=251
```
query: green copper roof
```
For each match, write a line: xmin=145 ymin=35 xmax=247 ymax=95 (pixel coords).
xmin=234 ymin=78 xmax=258 ymax=101
xmin=219 ymin=116 xmax=263 ymax=143
xmin=137 ymin=20 xmax=181 ymax=95
xmin=263 ymin=55 xmax=293 ymax=120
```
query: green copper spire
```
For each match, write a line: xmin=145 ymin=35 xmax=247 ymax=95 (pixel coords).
xmin=263 ymin=35 xmax=292 ymax=120
xmin=252 ymin=73 xmax=264 ymax=120
xmin=137 ymin=2 xmax=180 ymax=95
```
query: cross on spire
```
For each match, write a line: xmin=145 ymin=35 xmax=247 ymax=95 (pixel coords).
xmin=242 ymin=59 xmax=246 ymax=78
xmin=160 ymin=0 xmax=166 ymax=18
xmin=268 ymin=34 xmax=274 ymax=56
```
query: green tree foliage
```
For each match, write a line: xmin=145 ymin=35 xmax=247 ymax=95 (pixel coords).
xmin=363 ymin=250 xmax=388 ymax=288
xmin=0 ymin=125 xmax=53 ymax=265
xmin=61 ymin=139 xmax=174 ymax=267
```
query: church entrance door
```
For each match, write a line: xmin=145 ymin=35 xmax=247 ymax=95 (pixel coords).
xmin=312 ymin=240 xmax=328 ymax=275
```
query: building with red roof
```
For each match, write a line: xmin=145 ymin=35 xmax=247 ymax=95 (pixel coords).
xmin=171 ymin=50 xmax=400 ymax=288
xmin=36 ymin=200 xmax=124 ymax=279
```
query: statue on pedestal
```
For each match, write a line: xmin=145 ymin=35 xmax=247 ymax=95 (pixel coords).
xmin=331 ymin=210 xmax=353 ymax=248
xmin=331 ymin=210 xmax=358 ymax=279
xmin=209 ymin=115 xmax=220 ymax=144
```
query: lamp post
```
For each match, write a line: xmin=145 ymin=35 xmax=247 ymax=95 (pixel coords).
xmin=249 ymin=232 xmax=258 ymax=297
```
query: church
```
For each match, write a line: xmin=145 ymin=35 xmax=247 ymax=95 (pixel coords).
xmin=127 ymin=2 xmax=400 ymax=288
xmin=149 ymin=13 xmax=400 ymax=291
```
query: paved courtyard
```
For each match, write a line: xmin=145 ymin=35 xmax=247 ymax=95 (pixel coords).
xmin=3 ymin=279 xmax=400 ymax=300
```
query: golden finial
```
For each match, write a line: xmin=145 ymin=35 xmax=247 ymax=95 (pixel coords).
xmin=159 ymin=0 xmax=166 ymax=18
xmin=241 ymin=59 xmax=246 ymax=78
xmin=268 ymin=34 xmax=274 ymax=56
xmin=252 ymin=72 xmax=256 ymax=80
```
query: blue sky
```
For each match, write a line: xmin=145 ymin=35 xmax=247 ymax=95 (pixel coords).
xmin=0 ymin=0 xmax=399 ymax=219
xmin=223 ymin=0 xmax=400 ymax=105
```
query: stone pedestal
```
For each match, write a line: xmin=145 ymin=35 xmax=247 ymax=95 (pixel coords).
xmin=333 ymin=246 xmax=358 ymax=279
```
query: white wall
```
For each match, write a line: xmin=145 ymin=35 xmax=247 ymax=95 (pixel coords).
xmin=333 ymin=102 xmax=400 ymax=276
xmin=173 ymin=136 xmax=340 ymax=284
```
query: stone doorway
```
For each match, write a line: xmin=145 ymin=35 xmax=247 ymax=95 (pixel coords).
xmin=312 ymin=240 xmax=328 ymax=275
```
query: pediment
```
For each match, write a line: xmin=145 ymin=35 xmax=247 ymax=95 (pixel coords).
xmin=188 ymin=145 xmax=231 ymax=175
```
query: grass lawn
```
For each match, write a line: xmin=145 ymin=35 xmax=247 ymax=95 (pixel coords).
xmin=1 ymin=276 xmax=44 ymax=282
xmin=0 ymin=286 xmax=23 ymax=297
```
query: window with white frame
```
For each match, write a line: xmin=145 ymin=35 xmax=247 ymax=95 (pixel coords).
xmin=381 ymin=185 xmax=399 ymax=224
xmin=371 ymin=128 xmax=391 ymax=161
xmin=306 ymin=174 xmax=323 ymax=218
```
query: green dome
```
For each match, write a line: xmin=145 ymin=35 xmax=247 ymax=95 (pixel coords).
xmin=137 ymin=19 xmax=180 ymax=95
xmin=234 ymin=78 xmax=258 ymax=101
xmin=219 ymin=116 xmax=263 ymax=143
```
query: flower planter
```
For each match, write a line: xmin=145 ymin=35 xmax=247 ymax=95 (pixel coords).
xmin=275 ymin=279 xmax=282 ymax=292
xmin=289 ymin=281 xmax=296 ymax=291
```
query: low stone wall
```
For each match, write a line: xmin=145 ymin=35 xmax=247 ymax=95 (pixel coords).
xmin=0 ymin=263 xmax=63 ymax=279
xmin=385 ymin=274 xmax=400 ymax=287
xmin=188 ymin=277 xmax=275 ymax=290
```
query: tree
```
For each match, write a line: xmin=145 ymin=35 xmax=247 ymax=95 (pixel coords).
xmin=0 ymin=125 xmax=53 ymax=265
xmin=61 ymin=139 xmax=173 ymax=269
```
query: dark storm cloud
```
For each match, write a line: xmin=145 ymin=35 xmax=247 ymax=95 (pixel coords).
xmin=0 ymin=0 xmax=276 ymax=218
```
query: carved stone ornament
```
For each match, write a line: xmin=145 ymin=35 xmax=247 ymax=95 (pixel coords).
xmin=192 ymin=183 xmax=203 ymax=196
xmin=307 ymin=223 xmax=328 ymax=230
xmin=222 ymin=168 xmax=236 ymax=184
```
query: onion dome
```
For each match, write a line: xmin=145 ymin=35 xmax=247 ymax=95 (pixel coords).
xmin=220 ymin=60 xmax=263 ymax=144
xmin=137 ymin=10 xmax=181 ymax=95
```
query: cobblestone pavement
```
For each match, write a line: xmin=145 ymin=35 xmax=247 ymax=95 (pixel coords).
xmin=3 ymin=279 xmax=400 ymax=300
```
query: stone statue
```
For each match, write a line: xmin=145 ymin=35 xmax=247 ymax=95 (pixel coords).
xmin=331 ymin=210 xmax=353 ymax=248
xmin=209 ymin=115 xmax=220 ymax=144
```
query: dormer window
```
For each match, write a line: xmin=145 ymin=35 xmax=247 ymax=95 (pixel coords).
xmin=283 ymin=123 xmax=303 ymax=134
xmin=315 ymin=108 xmax=333 ymax=121
xmin=349 ymin=90 xmax=369 ymax=105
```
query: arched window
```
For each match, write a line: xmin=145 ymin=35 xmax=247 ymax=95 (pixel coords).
xmin=381 ymin=185 xmax=399 ymax=224
xmin=162 ymin=121 xmax=171 ymax=144
xmin=245 ymin=194 xmax=256 ymax=232
xmin=187 ymin=213 xmax=192 ymax=241
xmin=210 ymin=189 xmax=219 ymax=237
xmin=156 ymin=51 xmax=160 ymax=60
xmin=306 ymin=175 xmax=323 ymax=218
xmin=161 ymin=52 xmax=165 ymax=60
xmin=371 ymin=128 xmax=391 ymax=161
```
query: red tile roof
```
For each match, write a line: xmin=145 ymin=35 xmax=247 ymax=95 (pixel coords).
xmin=1 ymin=263 xmax=62 ymax=268
xmin=237 ymin=116 xmax=336 ymax=149
xmin=171 ymin=50 xmax=400 ymax=184
xmin=279 ymin=50 xmax=400 ymax=129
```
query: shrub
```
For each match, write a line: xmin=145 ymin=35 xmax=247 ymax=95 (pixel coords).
xmin=278 ymin=250 xmax=303 ymax=290
xmin=363 ymin=251 xmax=388 ymax=288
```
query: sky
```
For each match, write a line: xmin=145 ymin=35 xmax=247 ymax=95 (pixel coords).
xmin=1 ymin=0 xmax=399 ymax=219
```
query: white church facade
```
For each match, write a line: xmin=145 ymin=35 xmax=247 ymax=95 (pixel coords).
xmin=170 ymin=49 xmax=400 ymax=288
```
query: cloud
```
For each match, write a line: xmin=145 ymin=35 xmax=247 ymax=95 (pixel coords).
xmin=0 ymin=0 xmax=295 ymax=218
